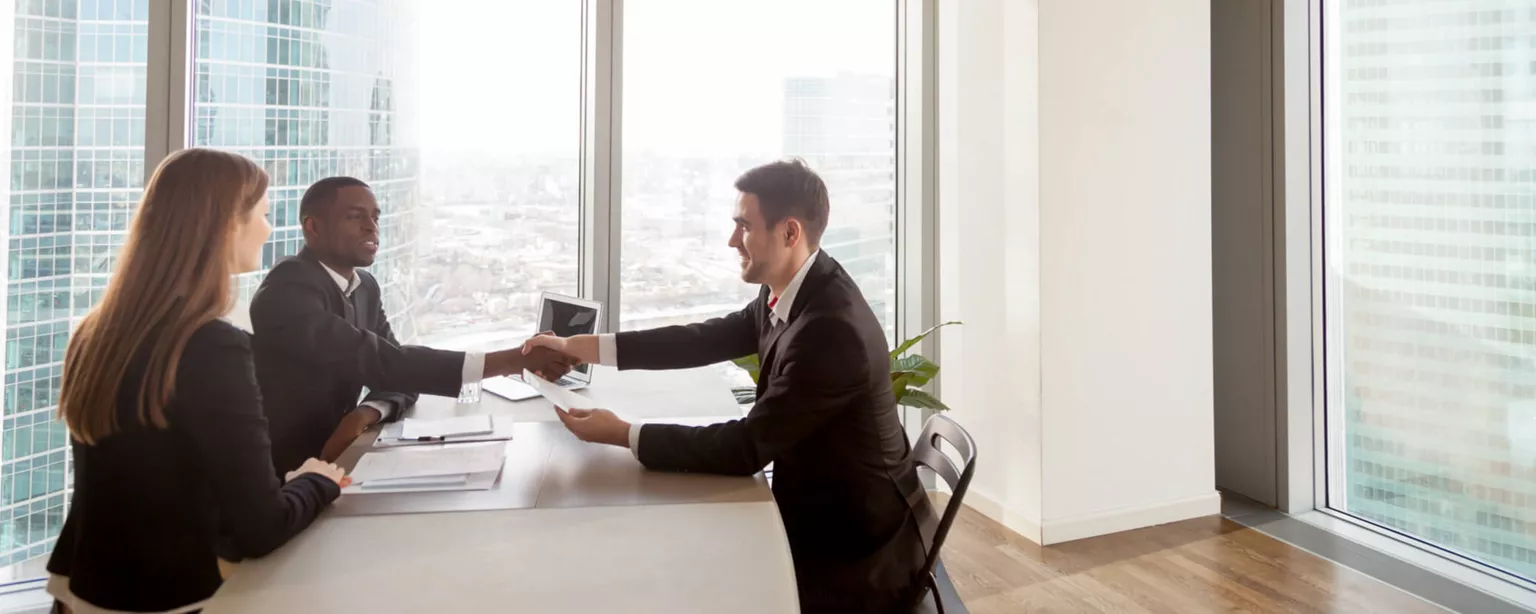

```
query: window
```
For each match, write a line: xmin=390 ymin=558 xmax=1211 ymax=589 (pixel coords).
xmin=0 ymin=0 xmax=915 ymax=592
xmin=1323 ymin=0 xmax=1536 ymax=582
xmin=0 ymin=0 xmax=149 ymax=584
xmin=195 ymin=0 xmax=581 ymax=350
xmin=620 ymin=0 xmax=898 ymax=354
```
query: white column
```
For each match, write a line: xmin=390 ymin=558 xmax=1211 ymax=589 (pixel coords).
xmin=937 ymin=0 xmax=1045 ymax=541
xmin=938 ymin=0 xmax=1216 ymax=544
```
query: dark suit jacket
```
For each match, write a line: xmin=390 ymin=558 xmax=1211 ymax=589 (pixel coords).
xmin=47 ymin=320 xmax=340 ymax=612
xmin=250 ymin=249 xmax=463 ymax=475
xmin=618 ymin=254 xmax=929 ymax=613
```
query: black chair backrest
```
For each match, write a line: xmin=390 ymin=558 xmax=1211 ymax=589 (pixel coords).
xmin=910 ymin=414 xmax=977 ymax=580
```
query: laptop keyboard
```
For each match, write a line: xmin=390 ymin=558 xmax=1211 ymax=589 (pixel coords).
xmin=556 ymin=376 xmax=580 ymax=388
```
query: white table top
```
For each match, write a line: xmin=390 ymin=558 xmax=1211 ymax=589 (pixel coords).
xmin=208 ymin=503 xmax=797 ymax=614
xmin=421 ymin=365 xmax=752 ymax=424
xmin=206 ymin=366 xmax=796 ymax=613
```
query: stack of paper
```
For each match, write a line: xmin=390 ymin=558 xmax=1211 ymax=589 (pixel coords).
xmin=346 ymin=442 xmax=506 ymax=494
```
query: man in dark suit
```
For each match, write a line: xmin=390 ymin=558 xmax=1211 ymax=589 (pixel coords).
xmin=524 ymin=160 xmax=928 ymax=612
xmin=250 ymin=177 xmax=572 ymax=475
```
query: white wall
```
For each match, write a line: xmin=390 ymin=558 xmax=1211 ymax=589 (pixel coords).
xmin=937 ymin=0 xmax=1044 ymax=541
xmin=938 ymin=0 xmax=1217 ymax=544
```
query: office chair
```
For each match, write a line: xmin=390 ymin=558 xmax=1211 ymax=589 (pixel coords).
xmin=910 ymin=414 xmax=976 ymax=614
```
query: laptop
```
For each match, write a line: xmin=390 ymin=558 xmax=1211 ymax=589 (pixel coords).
xmin=484 ymin=292 xmax=603 ymax=401
xmin=535 ymin=292 xmax=602 ymax=390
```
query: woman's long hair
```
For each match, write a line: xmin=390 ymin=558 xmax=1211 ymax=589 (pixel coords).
xmin=59 ymin=149 xmax=269 ymax=444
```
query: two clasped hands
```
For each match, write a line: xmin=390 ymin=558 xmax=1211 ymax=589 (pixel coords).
xmin=320 ymin=332 xmax=627 ymax=472
xmin=520 ymin=334 xmax=634 ymax=448
xmin=316 ymin=335 xmax=588 ymax=464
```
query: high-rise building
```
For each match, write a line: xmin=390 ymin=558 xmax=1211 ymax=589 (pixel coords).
xmin=783 ymin=73 xmax=896 ymax=340
xmin=195 ymin=0 xmax=419 ymax=339
xmin=0 ymin=0 xmax=417 ymax=579
xmin=1 ymin=0 xmax=148 ymax=577
xmin=1335 ymin=0 xmax=1536 ymax=578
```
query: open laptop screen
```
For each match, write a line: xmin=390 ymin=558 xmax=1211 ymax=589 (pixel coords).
xmin=538 ymin=295 xmax=599 ymax=377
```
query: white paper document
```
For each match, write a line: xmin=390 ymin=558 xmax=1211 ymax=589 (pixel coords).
xmin=360 ymin=474 xmax=468 ymax=490
xmin=400 ymin=414 xmax=493 ymax=439
xmin=522 ymin=369 xmax=601 ymax=410
xmin=344 ymin=468 xmax=501 ymax=494
xmin=374 ymin=415 xmax=514 ymax=448
xmin=350 ymin=442 xmax=507 ymax=483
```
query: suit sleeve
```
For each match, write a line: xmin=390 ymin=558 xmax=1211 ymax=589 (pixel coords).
xmin=250 ymin=266 xmax=463 ymax=398
xmin=359 ymin=282 xmax=425 ymax=422
xmin=636 ymin=316 xmax=867 ymax=475
xmin=615 ymin=301 xmax=761 ymax=371
xmin=176 ymin=326 xmax=341 ymax=560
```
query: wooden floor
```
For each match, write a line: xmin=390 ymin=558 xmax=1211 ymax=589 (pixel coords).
xmin=940 ymin=500 xmax=1446 ymax=613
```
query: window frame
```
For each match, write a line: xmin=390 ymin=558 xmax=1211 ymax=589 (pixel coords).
xmin=1294 ymin=0 xmax=1536 ymax=602
xmin=0 ymin=0 xmax=937 ymax=599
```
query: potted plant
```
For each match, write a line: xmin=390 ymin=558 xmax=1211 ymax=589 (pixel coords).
xmin=730 ymin=322 xmax=960 ymax=410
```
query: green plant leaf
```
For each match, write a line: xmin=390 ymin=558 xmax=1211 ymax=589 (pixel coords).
xmin=890 ymin=321 xmax=961 ymax=359
xmin=890 ymin=354 xmax=939 ymax=387
xmin=731 ymin=354 xmax=761 ymax=384
xmin=898 ymin=388 xmax=950 ymax=411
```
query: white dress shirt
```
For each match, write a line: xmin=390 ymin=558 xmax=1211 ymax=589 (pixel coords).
xmin=318 ymin=262 xmax=485 ymax=420
xmin=596 ymin=251 xmax=820 ymax=458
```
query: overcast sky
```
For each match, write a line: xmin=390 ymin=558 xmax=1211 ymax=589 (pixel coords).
xmin=410 ymin=0 xmax=894 ymax=158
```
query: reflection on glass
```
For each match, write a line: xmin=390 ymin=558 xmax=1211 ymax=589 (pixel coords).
xmin=1326 ymin=0 xmax=1536 ymax=580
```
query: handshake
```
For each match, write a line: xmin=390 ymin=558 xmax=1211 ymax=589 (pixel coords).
xmin=484 ymin=333 xmax=588 ymax=382
xmin=319 ymin=334 xmax=592 ymax=464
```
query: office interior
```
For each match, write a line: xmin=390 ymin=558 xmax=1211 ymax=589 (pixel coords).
xmin=0 ymin=0 xmax=1528 ymax=612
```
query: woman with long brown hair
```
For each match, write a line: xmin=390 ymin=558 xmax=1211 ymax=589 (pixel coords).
xmin=44 ymin=149 xmax=348 ymax=613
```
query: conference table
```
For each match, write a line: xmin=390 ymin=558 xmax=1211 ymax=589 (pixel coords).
xmin=205 ymin=366 xmax=800 ymax=613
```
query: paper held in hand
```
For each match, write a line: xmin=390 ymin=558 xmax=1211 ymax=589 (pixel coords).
xmin=522 ymin=369 xmax=602 ymax=410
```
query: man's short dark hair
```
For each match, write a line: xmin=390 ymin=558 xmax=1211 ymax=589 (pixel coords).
xmin=734 ymin=159 xmax=830 ymax=247
xmin=299 ymin=176 xmax=371 ymax=219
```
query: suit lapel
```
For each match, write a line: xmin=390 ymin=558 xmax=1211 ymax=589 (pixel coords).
xmin=756 ymin=255 xmax=840 ymax=377
xmin=297 ymin=248 xmax=354 ymax=323
xmin=760 ymin=310 xmax=789 ymax=358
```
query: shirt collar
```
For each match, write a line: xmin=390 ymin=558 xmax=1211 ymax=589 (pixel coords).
xmin=770 ymin=250 xmax=818 ymax=326
xmin=319 ymin=261 xmax=360 ymax=298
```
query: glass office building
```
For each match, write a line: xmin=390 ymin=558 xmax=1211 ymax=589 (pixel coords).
xmin=0 ymin=0 xmax=419 ymax=578
xmin=1331 ymin=0 xmax=1536 ymax=579
xmin=2 ymin=0 xmax=148 ymax=576
xmin=783 ymin=73 xmax=897 ymax=341
xmin=194 ymin=0 xmax=420 ymax=338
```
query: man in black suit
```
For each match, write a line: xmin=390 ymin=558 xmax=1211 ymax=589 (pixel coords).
xmin=250 ymin=177 xmax=573 ymax=475
xmin=524 ymin=160 xmax=929 ymax=612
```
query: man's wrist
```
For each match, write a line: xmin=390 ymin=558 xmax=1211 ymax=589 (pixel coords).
xmin=486 ymin=349 xmax=522 ymax=378
xmin=350 ymin=405 xmax=384 ymax=428
xmin=611 ymin=419 xmax=634 ymax=448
